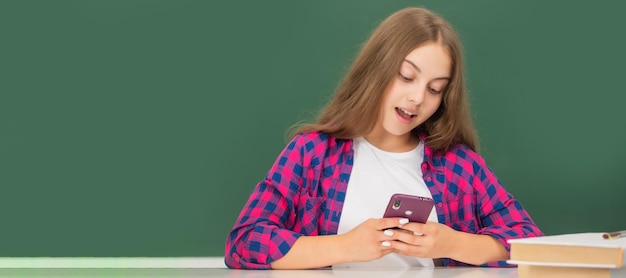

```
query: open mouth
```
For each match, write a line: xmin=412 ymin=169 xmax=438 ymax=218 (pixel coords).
xmin=396 ymin=107 xmax=416 ymax=120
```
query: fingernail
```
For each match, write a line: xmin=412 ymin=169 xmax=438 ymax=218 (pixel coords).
xmin=413 ymin=232 xmax=423 ymax=236
xmin=384 ymin=229 xmax=394 ymax=236
xmin=382 ymin=241 xmax=391 ymax=247
xmin=399 ymin=218 xmax=409 ymax=225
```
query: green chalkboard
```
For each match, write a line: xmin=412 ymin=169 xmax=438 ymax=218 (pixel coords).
xmin=1 ymin=0 xmax=625 ymax=257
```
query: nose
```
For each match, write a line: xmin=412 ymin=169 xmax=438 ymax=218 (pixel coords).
xmin=408 ymin=86 xmax=426 ymax=105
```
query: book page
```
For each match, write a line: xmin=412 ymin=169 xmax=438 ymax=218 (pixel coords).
xmin=508 ymin=233 xmax=626 ymax=248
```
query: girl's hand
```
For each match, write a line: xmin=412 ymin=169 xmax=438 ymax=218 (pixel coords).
xmin=338 ymin=218 xmax=410 ymax=262
xmin=382 ymin=221 xmax=458 ymax=259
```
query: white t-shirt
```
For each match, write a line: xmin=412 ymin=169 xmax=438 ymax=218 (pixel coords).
xmin=333 ymin=137 xmax=438 ymax=269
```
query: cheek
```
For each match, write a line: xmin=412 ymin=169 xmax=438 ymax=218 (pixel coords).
xmin=425 ymin=96 xmax=443 ymax=114
xmin=381 ymin=89 xmax=400 ymax=112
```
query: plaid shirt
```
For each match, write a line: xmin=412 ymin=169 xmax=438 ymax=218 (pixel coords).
xmin=225 ymin=131 xmax=543 ymax=269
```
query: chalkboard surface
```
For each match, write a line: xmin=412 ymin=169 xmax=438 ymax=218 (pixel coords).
xmin=1 ymin=0 xmax=625 ymax=257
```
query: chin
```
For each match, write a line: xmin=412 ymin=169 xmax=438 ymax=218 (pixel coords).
xmin=385 ymin=127 xmax=415 ymax=137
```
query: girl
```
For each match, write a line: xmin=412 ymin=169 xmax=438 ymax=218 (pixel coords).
xmin=225 ymin=7 xmax=543 ymax=269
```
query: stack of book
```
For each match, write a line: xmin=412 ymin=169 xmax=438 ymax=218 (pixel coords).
xmin=507 ymin=232 xmax=626 ymax=278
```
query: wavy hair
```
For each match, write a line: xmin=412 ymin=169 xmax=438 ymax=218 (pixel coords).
xmin=291 ymin=7 xmax=478 ymax=153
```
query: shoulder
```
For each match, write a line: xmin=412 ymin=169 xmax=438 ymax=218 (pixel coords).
xmin=289 ymin=131 xmax=352 ymax=153
xmin=428 ymin=143 xmax=488 ymax=172
xmin=285 ymin=131 xmax=353 ymax=169
xmin=448 ymin=144 xmax=484 ymax=163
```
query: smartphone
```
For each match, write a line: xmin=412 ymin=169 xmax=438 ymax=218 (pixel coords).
xmin=383 ymin=193 xmax=434 ymax=223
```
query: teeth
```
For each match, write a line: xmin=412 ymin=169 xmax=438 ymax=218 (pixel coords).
xmin=399 ymin=108 xmax=415 ymax=116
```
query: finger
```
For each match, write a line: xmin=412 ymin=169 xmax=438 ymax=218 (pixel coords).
xmin=381 ymin=228 xmax=397 ymax=241
xmin=389 ymin=239 xmax=431 ymax=258
xmin=391 ymin=228 xmax=415 ymax=235
xmin=380 ymin=229 xmax=398 ymax=248
xmin=385 ymin=238 xmax=421 ymax=256
xmin=376 ymin=217 xmax=410 ymax=230
xmin=393 ymin=228 xmax=428 ymax=246
xmin=398 ymin=222 xmax=426 ymax=235
xmin=382 ymin=228 xmax=419 ymax=245
xmin=393 ymin=245 xmax=425 ymax=257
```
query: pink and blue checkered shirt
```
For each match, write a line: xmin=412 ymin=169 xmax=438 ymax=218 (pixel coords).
xmin=225 ymin=131 xmax=543 ymax=269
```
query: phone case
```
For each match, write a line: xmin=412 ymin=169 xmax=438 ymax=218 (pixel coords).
xmin=383 ymin=193 xmax=434 ymax=223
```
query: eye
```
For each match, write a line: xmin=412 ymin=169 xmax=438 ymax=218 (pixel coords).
xmin=398 ymin=72 xmax=413 ymax=82
xmin=428 ymin=87 xmax=442 ymax=94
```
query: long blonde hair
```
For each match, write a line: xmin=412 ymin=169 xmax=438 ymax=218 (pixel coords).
xmin=291 ymin=7 xmax=478 ymax=153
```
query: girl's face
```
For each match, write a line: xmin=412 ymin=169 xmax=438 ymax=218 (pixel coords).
xmin=367 ymin=41 xmax=451 ymax=151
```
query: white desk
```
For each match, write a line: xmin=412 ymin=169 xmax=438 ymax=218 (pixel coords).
xmin=0 ymin=267 xmax=518 ymax=277
xmin=0 ymin=258 xmax=519 ymax=277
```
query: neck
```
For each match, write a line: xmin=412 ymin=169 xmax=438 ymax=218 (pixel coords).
xmin=363 ymin=133 xmax=420 ymax=153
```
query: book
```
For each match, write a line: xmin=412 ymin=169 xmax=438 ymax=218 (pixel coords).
xmin=508 ymin=232 xmax=626 ymax=278
xmin=517 ymin=264 xmax=626 ymax=278
xmin=507 ymin=232 xmax=626 ymax=267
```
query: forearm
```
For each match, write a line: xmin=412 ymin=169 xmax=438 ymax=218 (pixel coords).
xmin=269 ymin=235 xmax=348 ymax=269
xmin=449 ymin=232 xmax=508 ymax=265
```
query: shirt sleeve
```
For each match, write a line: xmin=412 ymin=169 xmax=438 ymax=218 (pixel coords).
xmin=472 ymin=157 xmax=544 ymax=267
xmin=224 ymin=135 xmax=308 ymax=269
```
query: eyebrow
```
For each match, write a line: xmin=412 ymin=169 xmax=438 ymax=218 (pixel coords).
xmin=404 ymin=59 xmax=451 ymax=81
